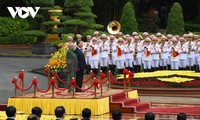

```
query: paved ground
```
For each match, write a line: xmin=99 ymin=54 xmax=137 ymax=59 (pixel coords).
xmin=0 ymin=57 xmax=49 ymax=103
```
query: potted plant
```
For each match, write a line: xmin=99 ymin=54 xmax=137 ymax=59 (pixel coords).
xmin=23 ymin=0 xmax=61 ymax=54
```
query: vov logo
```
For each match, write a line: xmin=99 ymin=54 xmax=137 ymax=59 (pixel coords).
xmin=7 ymin=7 xmax=40 ymax=18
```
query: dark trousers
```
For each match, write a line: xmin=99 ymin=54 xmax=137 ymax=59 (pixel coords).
xmin=76 ymin=69 xmax=84 ymax=92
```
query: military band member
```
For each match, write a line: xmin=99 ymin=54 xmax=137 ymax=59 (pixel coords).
xmin=179 ymin=37 xmax=188 ymax=70
xmin=108 ymin=35 xmax=117 ymax=75
xmin=99 ymin=34 xmax=109 ymax=74
xmin=142 ymin=38 xmax=152 ymax=72
xmin=84 ymin=35 xmax=92 ymax=74
xmin=186 ymin=34 xmax=197 ymax=70
xmin=159 ymin=36 xmax=169 ymax=70
xmin=114 ymin=38 xmax=125 ymax=74
xmin=194 ymin=35 xmax=199 ymax=72
xmin=197 ymin=40 xmax=200 ymax=72
xmin=167 ymin=34 xmax=173 ymax=70
xmin=151 ymin=37 xmax=161 ymax=71
xmin=132 ymin=32 xmax=139 ymax=38
xmin=133 ymin=36 xmax=143 ymax=73
xmin=90 ymin=37 xmax=99 ymax=77
xmin=125 ymin=36 xmax=134 ymax=71
xmin=170 ymin=38 xmax=181 ymax=70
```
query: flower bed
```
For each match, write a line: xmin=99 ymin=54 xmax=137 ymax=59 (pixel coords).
xmin=116 ymin=71 xmax=200 ymax=88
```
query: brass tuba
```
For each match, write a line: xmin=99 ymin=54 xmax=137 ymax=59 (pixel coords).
xmin=107 ymin=21 xmax=121 ymax=35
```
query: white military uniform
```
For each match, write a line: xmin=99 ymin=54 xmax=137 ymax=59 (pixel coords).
xmin=99 ymin=41 xmax=109 ymax=67
xmin=125 ymin=42 xmax=134 ymax=69
xmin=109 ymin=41 xmax=117 ymax=65
xmin=114 ymin=44 xmax=125 ymax=70
xmin=170 ymin=44 xmax=181 ymax=70
xmin=142 ymin=44 xmax=152 ymax=71
xmin=90 ymin=43 xmax=99 ymax=69
xmin=197 ymin=41 xmax=200 ymax=71
xmin=84 ymin=42 xmax=91 ymax=65
xmin=133 ymin=42 xmax=143 ymax=65
xmin=151 ymin=43 xmax=161 ymax=70
xmin=186 ymin=41 xmax=197 ymax=69
xmin=160 ymin=42 xmax=170 ymax=69
xmin=179 ymin=43 xmax=188 ymax=69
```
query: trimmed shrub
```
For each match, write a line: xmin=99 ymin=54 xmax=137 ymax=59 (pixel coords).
xmin=166 ymin=2 xmax=185 ymax=35
xmin=0 ymin=17 xmax=35 ymax=44
xmin=120 ymin=2 xmax=138 ymax=34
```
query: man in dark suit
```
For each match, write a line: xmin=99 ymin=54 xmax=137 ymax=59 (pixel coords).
xmin=74 ymin=41 xmax=86 ymax=92
xmin=5 ymin=106 xmax=16 ymax=120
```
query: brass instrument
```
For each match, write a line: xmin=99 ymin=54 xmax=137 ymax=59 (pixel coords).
xmin=107 ymin=21 xmax=121 ymax=35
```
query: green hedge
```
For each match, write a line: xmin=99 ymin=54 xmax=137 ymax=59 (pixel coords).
xmin=0 ymin=17 xmax=36 ymax=44
xmin=0 ymin=36 xmax=36 ymax=44
xmin=185 ymin=23 xmax=200 ymax=32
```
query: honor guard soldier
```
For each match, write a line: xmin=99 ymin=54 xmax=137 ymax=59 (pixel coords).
xmin=179 ymin=37 xmax=188 ymax=70
xmin=196 ymin=40 xmax=200 ymax=72
xmin=76 ymin=34 xmax=82 ymax=41
xmin=159 ymin=36 xmax=169 ymax=70
xmin=90 ymin=37 xmax=99 ymax=77
xmin=186 ymin=34 xmax=197 ymax=70
xmin=167 ymin=34 xmax=173 ymax=70
xmin=125 ymin=36 xmax=134 ymax=71
xmin=114 ymin=38 xmax=125 ymax=74
xmin=132 ymin=32 xmax=139 ymax=38
xmin=108 ymin=35 xmax=117 ymax=75
xmin=93 ymin=31 xmax=101 ymax=44
xmin=67 ymin=36 xmax=73 ymax=44
xmin=156 ymin=32 xmax=162 ymax=39
xmin=170 ymin=38 xmax=181 ymax=70
xmin=133 ymin=36 xmax=143 ymax=72
xmin=151 ymin=37 xmax=161 ymax=71
xmin=84 ymin=35 xmax=92 ymax=74
xmin=99 ymin=34 xmax=109 ymax=74
xmin=74 ymin=34 xmax=82 ymax=45
xmin=142 ymin=37 xmax=152 ymax=72
xmin=194 ymin=35 xmax=199 ymax=72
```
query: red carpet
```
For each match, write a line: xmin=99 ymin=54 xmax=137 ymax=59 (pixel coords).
xmin=138 ymin=106 xmax=200 ymax=115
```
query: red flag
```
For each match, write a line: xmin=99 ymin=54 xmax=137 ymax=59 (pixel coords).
xmin=117 ymin=47 xmax=122 ymax=57
xmin=145 ymin=48 xmax=150 ymax=57
xmin=172 ymin=49 xmax=179 ymax=58
xmin=92 ymin=47 xmax=97 ymax=56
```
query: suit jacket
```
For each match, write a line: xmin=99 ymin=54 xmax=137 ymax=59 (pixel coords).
xmin=66 ymin=50 xmax=78 ymax=73
xmin=74 ymin=47 xmax=86 ymax=70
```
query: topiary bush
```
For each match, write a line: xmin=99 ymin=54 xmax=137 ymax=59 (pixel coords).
xmin=120 ymin=2 xmax=138 ymax=34
xmin=0 ymin=17 xmax=35 ymax=44
xmin=166 ymin=2 xmax=185 ymax=35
